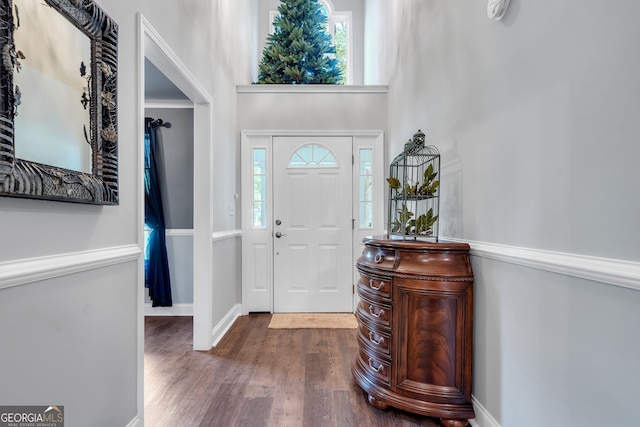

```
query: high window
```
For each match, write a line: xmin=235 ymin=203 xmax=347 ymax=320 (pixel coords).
xmin=269 ymin=0 xmax=352 ymax=84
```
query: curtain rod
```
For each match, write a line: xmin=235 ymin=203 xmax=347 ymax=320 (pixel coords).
xmin=145 ymin=117 xmax=172 ymax=129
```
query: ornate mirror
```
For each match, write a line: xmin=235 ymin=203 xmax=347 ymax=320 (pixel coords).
xmin=0 ymin=0 xmax=118 ymax=204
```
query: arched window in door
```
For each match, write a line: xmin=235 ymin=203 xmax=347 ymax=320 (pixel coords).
xmin=288 ymin=143 xmax=338 ymax=168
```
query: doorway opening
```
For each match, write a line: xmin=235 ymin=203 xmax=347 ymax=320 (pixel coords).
xmin=138 ymin=12 xmax=217 ymax=423
xmin=241 ymin=130 xmax=385 ymax=314
xmin=144 ymin=77 xmax=194 ymax=314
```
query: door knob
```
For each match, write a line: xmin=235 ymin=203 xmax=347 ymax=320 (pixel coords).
xmin=275 ymin=231 xmax=287 ymax=238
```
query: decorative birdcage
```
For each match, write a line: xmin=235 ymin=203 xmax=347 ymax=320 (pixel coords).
xmin=387 ymin=130 xmax=440 ymax=240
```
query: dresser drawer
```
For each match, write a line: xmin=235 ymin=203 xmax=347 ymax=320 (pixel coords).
xmin=356 ymin=347 xmax=391 ymax=387
xmin=357 ymin=273 xmax=392 ymax=301
xmin=356 ymin=296 xmax=391 ymax=329
xmin=358 ymin=246 xmax=397 ymax=270
xmin=357 ymin=321 xmax=391 ymax=357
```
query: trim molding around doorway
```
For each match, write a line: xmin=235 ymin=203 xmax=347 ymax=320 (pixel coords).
xmin=139 ymin=13 xmax=215 ymax=345
xmin=138 ymin=12 xmax=215 ymax=426
xmin=240 ymin=130 xmax=385 ymax=314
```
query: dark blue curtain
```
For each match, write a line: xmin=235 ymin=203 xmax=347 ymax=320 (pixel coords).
xmin=144 ymin=118 xmax=172 ymax=307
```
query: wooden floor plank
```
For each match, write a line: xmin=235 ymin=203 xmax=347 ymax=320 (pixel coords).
xmin=145 ymin=315 xmax=439 ymax=426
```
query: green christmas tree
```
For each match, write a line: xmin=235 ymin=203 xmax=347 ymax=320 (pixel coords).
xmin=257 ymin=0 xmax=342 ymax=84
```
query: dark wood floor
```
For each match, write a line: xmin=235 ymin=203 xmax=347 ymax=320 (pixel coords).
xmin=145 ymin=315 xmax=440 ymax=427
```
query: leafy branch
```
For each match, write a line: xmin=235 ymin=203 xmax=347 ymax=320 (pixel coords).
xmin=386 ymin=163 xmax=439 ymax=199
xmin=390 ymin=204 xmax=438 ymax=236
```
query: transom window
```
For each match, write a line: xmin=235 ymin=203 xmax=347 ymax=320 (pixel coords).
xmin=289 ymin=143 xmax=337 ymax=167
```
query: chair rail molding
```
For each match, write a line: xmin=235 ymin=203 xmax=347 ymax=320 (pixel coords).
xmin=445 ymin=237 xmax=640 ymax=292
xmin=212 ymin=229 xmax=242 ymax=242
xmin=0 ymin=245 xmax=141 ymax=290
xmin=166 ymin=229 xmax=195 ymax=237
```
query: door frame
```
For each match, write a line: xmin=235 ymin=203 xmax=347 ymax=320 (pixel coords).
xmin=138 ymin=24 xmax=218 ymax=422
xmin=241 ymin=130 xmax=385 ymax=314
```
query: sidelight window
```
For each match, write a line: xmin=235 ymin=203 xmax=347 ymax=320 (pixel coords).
xmin=359 ymin=148 xmax=373 ymax=228
xmin=253 ymin=148 xmax=267 ymax=228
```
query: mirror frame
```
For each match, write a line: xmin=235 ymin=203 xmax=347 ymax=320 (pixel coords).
xmin=0 ymin=0 xmax=118 ymax=205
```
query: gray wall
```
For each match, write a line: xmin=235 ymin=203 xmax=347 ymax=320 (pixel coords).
xmin=0 ymin=264 xmax=138 ymax=426
xmin=0 ymin=0 xmax=252 ymax=425
xmin=145 ymin=107 xmax=194 ymax=229
xmin=165 ymin=234 xmax=194 ymax=304
xmin=368 ymin=1 xmax=640 ymax=426
xmin=237 ymin=89 xmax=387 ymax=131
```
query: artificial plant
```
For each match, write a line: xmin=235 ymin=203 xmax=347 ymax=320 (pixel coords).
xmin=256 ymin=0 xmax=342 ymax=84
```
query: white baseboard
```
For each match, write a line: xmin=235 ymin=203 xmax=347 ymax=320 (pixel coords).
xmin=471 ymin=395 xmax=501 ymax=427
xmin=211 ymin=303 xmax=242 ymax=347
xmin=125 ymin=415 xmax=141 ymax=427
xmin=144 ymin=303 xmax=193 ymax=316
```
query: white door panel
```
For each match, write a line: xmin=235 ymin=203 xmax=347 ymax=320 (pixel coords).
xmin=273 ymin=136 xmax=353 ymax=313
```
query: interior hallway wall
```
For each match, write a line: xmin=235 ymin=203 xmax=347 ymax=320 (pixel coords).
xmin=0 ymin=0 xmax=256 ymax=425
xmin=237 ymin=89 xmax=387 ymax=131
xmin=367 ymin=1 xmax=640 ymax=426
xmin=145 ymin=108 xmax=194 ymax=230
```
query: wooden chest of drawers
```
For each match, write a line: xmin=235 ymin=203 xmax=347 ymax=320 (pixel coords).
xmin=352 ymin=237 xmax=475 ymax=427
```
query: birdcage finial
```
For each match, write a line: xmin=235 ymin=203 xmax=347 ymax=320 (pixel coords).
xmin=403 ymin=129 xmax=426 ymax=154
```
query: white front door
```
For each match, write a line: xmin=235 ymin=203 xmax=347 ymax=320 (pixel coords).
xmin=241 ymin=131 xmax=384 ymax=315
xmin=273 ymin=136 xmax=353 ymax=312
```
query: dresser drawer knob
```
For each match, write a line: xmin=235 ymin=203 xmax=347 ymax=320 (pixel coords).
xmin=368 ymin=305 xmax=385 ymax=318
xmin=368 ymin=357 xmax=384 ymax=373
xmin=374 ymin=253 xmax=384 ymax=263
xmin=368 ymin=279 xmax=385 ymax=291
xmin=368 ymin=331 xmax=385 ymax=345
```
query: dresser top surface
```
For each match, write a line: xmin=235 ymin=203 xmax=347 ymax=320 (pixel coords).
xmin=362 ymin=236 xmax=470 ymax=251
